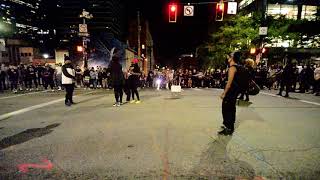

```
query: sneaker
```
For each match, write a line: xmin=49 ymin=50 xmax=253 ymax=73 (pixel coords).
xmin=29 ymin=88 xmax=33 ymax=91
xmin=65 ymin=102 xmax=72 ymax=106
xmin=130 ymin=100 xmax=136 ymax=104
xmin=135 ymin=100 xmax=141 ymax=104
xmin=218 ymin=128 xmax=233 ymax=136
xmin=51 ymin=89 xmax=55 ymax=92
xmin=113 ymin=102 xmax=121 ymax=107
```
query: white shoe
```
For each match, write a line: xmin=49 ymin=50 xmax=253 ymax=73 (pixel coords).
xmin=113 ymin=102 xmax=121 ymax=107
xmin=29 ymin=88 xmax=33 ymax=91
xmin=51 ymin=89 xmax=55 ymax=92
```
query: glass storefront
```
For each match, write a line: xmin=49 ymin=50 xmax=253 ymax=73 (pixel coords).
xmin=267 ymin=4 xmax=318 ymax=20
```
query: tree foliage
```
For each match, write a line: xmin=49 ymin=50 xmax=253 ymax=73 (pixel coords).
xmin=198 ymin=13 xmax=303 ymax=69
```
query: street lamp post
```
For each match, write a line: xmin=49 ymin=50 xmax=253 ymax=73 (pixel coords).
xmin=79 ymin=9 xmax=93 ymax=68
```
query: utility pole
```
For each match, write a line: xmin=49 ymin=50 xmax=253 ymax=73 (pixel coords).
xmin=137 ymin=11 xmax=141 ymax=62
xmin=79 ymin=9 xmax=93 ymax=68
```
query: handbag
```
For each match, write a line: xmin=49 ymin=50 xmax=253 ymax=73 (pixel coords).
xmin=248 ymin=80 xmax=260 ymax=95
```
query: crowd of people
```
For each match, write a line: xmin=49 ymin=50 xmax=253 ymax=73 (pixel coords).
xmin=144 ymin=62 xmax=320 ymax=97
xmin=1 ymin=60 xmax=320 ymax=97
xmin=0 ymin=63 xmax=58 ymax=93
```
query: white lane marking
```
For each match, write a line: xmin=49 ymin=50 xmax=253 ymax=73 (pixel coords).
xmin=0 ymin=92 xmax=95 ymax=121
xmin=0 ymin=90 xmax=48 ymax=100
xmin=261 ymin=92 xmax=320 ymax=106
xmin=260 ymin=92 xmax=281 ymax=98
xmin=299 ymin=100 xmax=320 ymax=106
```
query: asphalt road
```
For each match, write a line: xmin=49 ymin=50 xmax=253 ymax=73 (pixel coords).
xmin=0 ymin=88 xmax=319 ymax=179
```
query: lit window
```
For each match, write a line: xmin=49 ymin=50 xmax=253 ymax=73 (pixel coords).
xmin=267 ymin=4 xmax=298 ymax=19
xmin=301 ymin=5 xmax=317 ymax=20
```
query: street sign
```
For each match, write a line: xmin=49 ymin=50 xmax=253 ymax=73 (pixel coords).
xmin=78 ymin=32 xmax=89 ymax=37
xmin=79 ymin=24 xmax=87 ymax=33
xmin=227 ymin=2 xmax=237 ymax=15
xmin=184 ymin=5 xmax=194 ymax=16
xmin=259 ymin=27 xmax=268 ymax=35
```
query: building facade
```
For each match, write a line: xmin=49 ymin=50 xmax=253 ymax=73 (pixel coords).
xmin=0 ymin=0 xmax=54 ymax=64
xmin=127 ymin=19 xmax=155 ymax=74
xmin=239 ymin=0 xmax=320 ymax=20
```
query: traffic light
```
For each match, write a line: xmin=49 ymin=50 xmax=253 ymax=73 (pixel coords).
xmin=215 ymin=2 xmax=224 ymax=21
xmin=169 ymin=4 xmax=177 ymax=23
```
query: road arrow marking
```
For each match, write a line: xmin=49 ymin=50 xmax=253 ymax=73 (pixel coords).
xmin=18 ymin=159 xmax=53 ymax=173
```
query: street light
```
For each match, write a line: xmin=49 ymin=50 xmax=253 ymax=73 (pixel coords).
xmin=43 ymin=54 xmax=49 ymax=59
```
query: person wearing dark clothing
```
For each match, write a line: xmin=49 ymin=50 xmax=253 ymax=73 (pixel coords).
xmin=8 ymin=67 xmax=19 ymax=93
xmin=26 ymin=65 xmax=38 ymax=90
xmin=75 ymin=66 xmax=82 ymax=87
xmin=219 ymin=51 xmax=242 ymax=136
xmin=83 ymin=68 xmax=90 ymax=89
xmin=299 ymin=65 xmax=314 ymax=93
xmin=42 ymin=65 xmax=55 ymax=90
xmin=35 ymin=65 xmax=44 ymax=85
xmin=239 ymin=59 xmax=254 ymax=101
xmin=277 ymin=62 xmax=295 ymax=97
xmin=108 ymin=56 xmax=124 ymax=106
xmin=123 ymin=71 xmax=131 ymax=102
xmin=128 ymin=63 xmax=141 ymax=103
xmin=147 ymin=71 xmax=154 ymax=88
xmin=0 ymin=68 xmax=6 ymax=92
xmin=62 ymin=60 xmax=75 ymax=106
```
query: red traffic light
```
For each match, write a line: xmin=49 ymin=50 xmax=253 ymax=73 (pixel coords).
xmin=215 ymin=3 xmax=224 ymax=21
xmin=170 ymin=5 xmax=176 ymax=12
xmin=169 ymin=4 xmax=177 ymax=23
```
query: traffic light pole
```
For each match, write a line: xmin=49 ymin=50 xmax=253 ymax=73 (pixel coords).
xmin=82 ymin=18 xmax=87 ymax=68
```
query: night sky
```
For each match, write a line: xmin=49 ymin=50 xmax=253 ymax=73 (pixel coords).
xmin=124 ymin=0 xmax=214 ymax=66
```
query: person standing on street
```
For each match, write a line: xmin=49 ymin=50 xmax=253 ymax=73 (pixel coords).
xmin=314 ymin=64 xmax=320 ymax=96
xmin=129 ymin=62 xmax=141 ymax=104
xmin=108 ymin=56 xmax=124 ymax=107
xmin=55 ymin=63 xmax=63 ymax=91
xmin=219 ymin=51 xmax=242 ymax=136
xmin=75 ymin=65 xmax=82 ymax=88
xmin=26 ymin=64 xmax=38 ymax=91
xmin=62 ymin=60 xmax=76 ymax=106
xmin=0 ymin=66 xmax=6 ymax=93
xmin=277 ymin=61 xmax=294 ymax=97
xmin=8 ymin=66 xmax=19 ymax=93
xmin=42 ymin=64 xmax=55 ymax=91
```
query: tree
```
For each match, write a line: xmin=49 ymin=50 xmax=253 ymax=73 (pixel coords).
xmin=198 ymin=13 xmax=304 ymax=69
